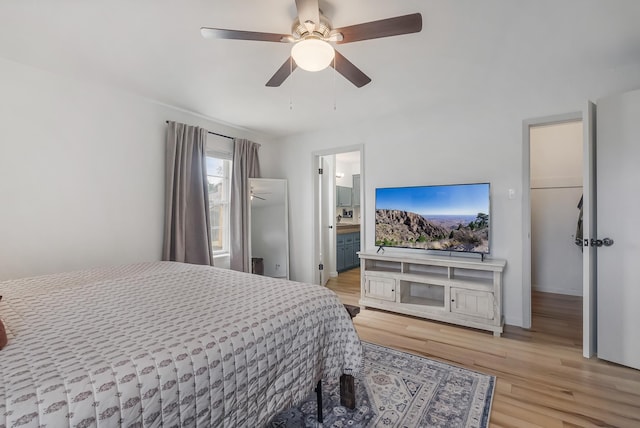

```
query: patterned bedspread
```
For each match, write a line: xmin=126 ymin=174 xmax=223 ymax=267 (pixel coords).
xmin=0 ymin=262 xmax=363 ymax=427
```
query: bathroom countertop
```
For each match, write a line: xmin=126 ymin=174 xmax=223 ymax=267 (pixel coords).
xmin=336 ymin=223 xmax=360 ymax=234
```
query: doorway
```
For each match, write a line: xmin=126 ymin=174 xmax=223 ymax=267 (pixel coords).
xmin=530 ymin=121 xmax=583 ymax=295
xmin=312 ymin=146 xmax=364 ymax=286
xmin=334 ymin=151 xmax=361 ymax=278
xmin=522 ymin=112 xmax=583 ymax=330
xmin=529 ymin=121 xmax=584 ymax=343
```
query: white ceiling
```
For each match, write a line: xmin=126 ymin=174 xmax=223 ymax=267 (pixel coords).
xmin=1 ymin=1 xmax=639 ymax=138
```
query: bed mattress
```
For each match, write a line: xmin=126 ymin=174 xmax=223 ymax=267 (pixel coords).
xmin=0 ymin=262 xmax=362 ymax=427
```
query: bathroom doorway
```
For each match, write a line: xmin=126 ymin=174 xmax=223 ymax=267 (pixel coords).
xmin=312 ymin=146 xmax=363 ymax=286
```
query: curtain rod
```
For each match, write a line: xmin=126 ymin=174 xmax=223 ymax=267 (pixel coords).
xmin=165 ymin=121 xmax=233 ymax=140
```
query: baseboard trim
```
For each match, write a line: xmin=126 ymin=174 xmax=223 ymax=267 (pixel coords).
xmin=532 ymin=285 xmax=582 ymax=296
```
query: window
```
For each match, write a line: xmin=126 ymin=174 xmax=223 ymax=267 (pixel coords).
xmin=206 ymin=155 xmax=232 ymax=256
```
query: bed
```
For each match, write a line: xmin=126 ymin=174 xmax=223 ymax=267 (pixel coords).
xmin=0 ymin=262 xmax=363 ymax=427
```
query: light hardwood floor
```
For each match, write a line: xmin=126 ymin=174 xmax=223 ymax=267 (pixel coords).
xmin=328 ymin=268 xmax=640 ymax=428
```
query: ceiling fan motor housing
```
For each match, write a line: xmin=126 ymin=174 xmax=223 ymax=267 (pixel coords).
xmin=292 ymin=11 xmax=332 ymax=40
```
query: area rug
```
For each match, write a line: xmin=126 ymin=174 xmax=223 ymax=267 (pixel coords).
xmin=269 ymin=341 xmax=495 ymax=428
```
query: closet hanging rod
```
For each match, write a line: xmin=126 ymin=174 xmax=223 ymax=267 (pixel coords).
xmin=165 ymin=121 xmax=233 ymax=140
xmin=530 ymin=185 xmax=583 ymax=190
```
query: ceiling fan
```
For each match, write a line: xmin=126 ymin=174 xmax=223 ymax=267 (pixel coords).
xmin=250 ymin=186 xmax=269 ymax=201
xmin=200 ymin=0 xmax=422 ymax=88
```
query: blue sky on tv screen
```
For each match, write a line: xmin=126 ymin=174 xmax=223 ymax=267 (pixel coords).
xmin=376 ymin=184 xmax=490 ymax=216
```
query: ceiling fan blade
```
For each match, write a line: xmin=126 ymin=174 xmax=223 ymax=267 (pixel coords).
xmin=266 ymin=57 xmax=298 ymax=87
xmin=330 ymin=50 xmax=371 ymax=88
xmin=295 ymin=0 xmax=320 ymax=31
xmin=200 ymin=27 xmax=292 ymax=43
xmin=334 ymin=13 xmax=422 ymax=44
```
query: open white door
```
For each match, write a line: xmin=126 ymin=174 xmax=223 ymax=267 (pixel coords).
xmin=322 ymin=156 xmax=335 ymax=284
xmin=316 ymin=155 xmax=334 ymax=286
xmin=596 ymin=89 xmax=640 ymax=370
xmin=582 ymin=101 xmax=597 ymax=358
xmin=316 ymin=156 xmax=327 ymax=285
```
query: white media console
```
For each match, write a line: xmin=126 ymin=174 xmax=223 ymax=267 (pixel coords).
xmin=358 ymin=251 xmax=506 ymax=336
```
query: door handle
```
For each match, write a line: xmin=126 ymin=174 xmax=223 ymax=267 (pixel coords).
xmin=590 ymin=238 xmax=603 ymax=247
xmin=586 ymin=237 xmax=614 ymax=247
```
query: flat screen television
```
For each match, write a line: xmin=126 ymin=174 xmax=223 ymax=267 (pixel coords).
xmin=375 ymin=183 xmax=490 ymax=255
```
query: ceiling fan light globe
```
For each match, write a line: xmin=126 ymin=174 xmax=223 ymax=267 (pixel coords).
xmin=291 ymin=38 xmax=334 ymax=72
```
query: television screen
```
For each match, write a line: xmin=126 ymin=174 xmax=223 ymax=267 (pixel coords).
xmin=375 ymin=183 xmax=490 ymax=254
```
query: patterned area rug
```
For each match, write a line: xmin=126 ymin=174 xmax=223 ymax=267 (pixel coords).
xmin=269 ymin=341 xmax=495 ymax=427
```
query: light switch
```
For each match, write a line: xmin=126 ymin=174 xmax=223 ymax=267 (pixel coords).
xmin=508 ymin=189 xmax=516 ymax=199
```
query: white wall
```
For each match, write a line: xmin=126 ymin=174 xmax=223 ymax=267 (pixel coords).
xmin=530 ymin=122 xmax=583 ymax=296
xmin=269 ymin=64 xmax=640 ymax=327
xmin=0 ymin=57 xmax=273 ymax=280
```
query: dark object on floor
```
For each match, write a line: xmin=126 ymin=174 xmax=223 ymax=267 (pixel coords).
xmin=344 ymin=303 xmax=361 ymax=319
xmin=315 ymin=380 xmax=323 ymax=423
xmin=316 ymin=305 xmax=362 ymax=421
xmin=341 ymin=303 xmax=361 ymax=409
xmin=251 ymin=257 xmax=264 ymax=275
xmin=0 ymin=296 xmax=7 ymax=350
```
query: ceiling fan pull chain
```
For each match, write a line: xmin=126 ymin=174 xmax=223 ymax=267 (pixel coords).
xmin=289 ymin=56 xmax=293 ymax=110
xmin=333 ymin=54 xmax=337 ymax=111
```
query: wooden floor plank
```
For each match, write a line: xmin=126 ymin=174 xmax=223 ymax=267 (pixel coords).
xmin=327 ymin=267 xmax=640 ymax=428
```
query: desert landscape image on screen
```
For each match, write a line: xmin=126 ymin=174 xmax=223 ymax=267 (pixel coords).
xmin=375 ymin=183 xmax=490 ymax=254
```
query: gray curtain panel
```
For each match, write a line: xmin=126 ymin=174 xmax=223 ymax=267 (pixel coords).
xmin=162 ymin=121 xmax=214 ymax=266
xmin=230 ymin=139 xmax=261 ymax=272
